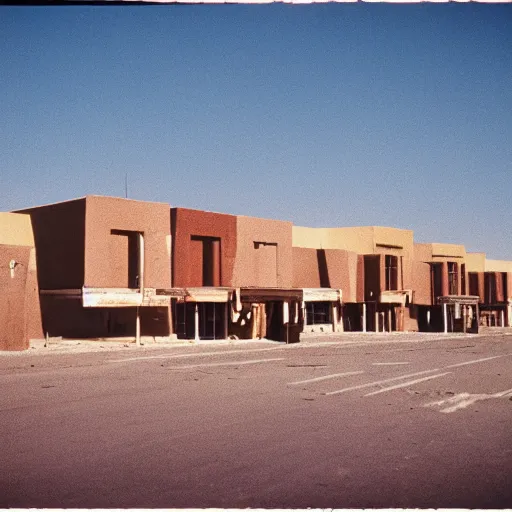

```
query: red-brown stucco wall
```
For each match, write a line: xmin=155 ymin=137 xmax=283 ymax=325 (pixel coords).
xmin=171 ymin=208 xmax=237 ymax=287
xmin=85 ymin=196 xmax=171 ymax=289
xmin=0 ymin=245 xmax=43 ymax=350
xmin=16 ymin=199 xmax=86 ymax=290
xmin=233 ymin=216 xmax=293 ymax=288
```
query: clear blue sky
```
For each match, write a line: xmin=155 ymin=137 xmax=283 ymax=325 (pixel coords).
xmin=1 ymin=6 xmax=511 ymax=258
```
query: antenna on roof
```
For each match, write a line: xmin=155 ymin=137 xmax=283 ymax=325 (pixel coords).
xmin=125 ymin=173 xmax=128 ymax=199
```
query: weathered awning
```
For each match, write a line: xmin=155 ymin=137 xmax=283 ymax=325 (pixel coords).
xmin=437 ymin=295 xmax=480 ymax=305
xmin=239 ymin=287 xmax=303 ymax=303
xmin=380 ymin=290 xmax=412 ymax=306
xmin=157 ymin=287 xmax=232 ymax=303
xmin=81 ymin=287 xmax=170 ymax=307
xmin=302 ymin=288 xmax=342 ymax=303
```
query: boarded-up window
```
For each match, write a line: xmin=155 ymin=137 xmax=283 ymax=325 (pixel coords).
xmin=253 ymin=241 xmax=278 ymax=287
xmin=385 ymin=255 xmax=398 ymax=291
xmin=448 ymin=262 xmax=458 ymax=295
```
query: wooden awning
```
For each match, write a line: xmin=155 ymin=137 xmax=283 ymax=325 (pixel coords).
xmin=239 ymin=287 xmax=303 ymax=303
xmin=302 ymin=288 xmax=342 ymax=303
xmin=380 ymin=290 xmax=412 ymax=306
xmin=157 ymin=287 xmax=232 ymax=303
xmin=437 ymin=295 xmax=480 ymax=305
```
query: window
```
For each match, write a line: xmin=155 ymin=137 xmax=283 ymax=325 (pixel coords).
xmin=468 ymin=272 xmax=479 ymax=296
xmin=431 ymin=263 xmax=443 ymax=302
xmin=306 ymin=302 xmax=332 ymax=325
xmin=485 ymin=273 xmax=497 ymax=304
xmin=384 ymin=255 xmax=398 ymax=291
xmin=190 ymin=236 xmax=221 ymax=286
xmin=111 ymin=229 xmax=143 ymax=289
xmin=448 ymin=262 xmax=458 ymax=295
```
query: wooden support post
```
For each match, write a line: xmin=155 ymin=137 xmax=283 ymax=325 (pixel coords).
xmin=332 ymin=303 xmax=338 ymax=333
xmin=251 ymin=304 xmax=258 ymax=339
xmin=167 ymin=300 xmax=173 ymax=337
xmin=136 ymin=306 xmax=141 ymax=346
xmin=194 ymin=303 xmax=199 ymax=342
xmin=443 ymin=303 xmax=448 ymax=333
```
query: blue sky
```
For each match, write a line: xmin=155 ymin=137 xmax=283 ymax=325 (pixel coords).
xmin=1 ymin=5 xmax=511 ymax=258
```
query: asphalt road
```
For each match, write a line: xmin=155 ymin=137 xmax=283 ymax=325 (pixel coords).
xmin=1 ymin=333 xmax=511 ymax=508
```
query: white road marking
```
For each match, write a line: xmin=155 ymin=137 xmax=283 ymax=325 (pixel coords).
xmin=166 ymin=358 xmax=285 ymax=369
xmin=109 ymin=346 xmax=284 ymax=363
xmin=425 ymin=388 xmax=512 ymax=413
xmin=288 ymin=371 xmax=364 ymax=386
xmin=364 ymin=372 xmax=452 ymax=396
xmin=372 ymin=362 xmax=410 ymax=366
xmin=445 ymin=354 xmax=512 ymax=369
xmin=324 ymin=369 xmax=440 ymax=396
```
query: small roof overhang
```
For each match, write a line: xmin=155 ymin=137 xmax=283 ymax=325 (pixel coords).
xmin=437 ymin=295 xmax=480 ymax=305
xmin=239 ymin=287 xmax=303 ymax=303
xmin=302 ymin=288 xmax=342 ymax=303
xmin=380 ymin=289 xmax=412 ymax=306
xmin=157 ymin=287 xmax=232 ymax=303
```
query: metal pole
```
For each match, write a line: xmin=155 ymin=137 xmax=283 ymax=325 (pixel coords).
xmin=501 ymin=310 xmax=505 ymax=328
xmin=362 ymin=303 xmax=366 ymax=333
xmin=443 ymin=303 xmax=448 ymax=333
xmin=136 ymin=306 xmax=141 ymax=346
xmin=194 ymin=303 xmax=199 ymax=342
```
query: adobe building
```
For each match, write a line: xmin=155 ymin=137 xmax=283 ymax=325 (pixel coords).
xmin=413 ymin=243 xmax=479 ymax=333
xmin=293 ymin=226 xmax=414 ymax=332
xmin=292 ymin=247 xmax=360 ymax=334
xmin=0 ymin=213 xmax=43 ymax=350
xmin=466 ymin=253 xmax=512 ymax=327
xmin=16 ymin=196 xmax=171 ymax=341
xmin=168 ymin=207 xmax=237 ymax=341
xmin=230 ymin=214 xmax=302 ymax=342
xmin=168 ymin=210 xmax=302 ymax=342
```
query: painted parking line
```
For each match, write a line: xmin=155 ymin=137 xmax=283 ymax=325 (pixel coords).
xmin=324 ymin=369 xmax=440 ymax=396
xmin=364 ymin=372 xmax=452 ymax=397
xmin=109 ymin=346 xmax=284 ymax=363
xmin=288 ymin=371 xmax=364 ymax=386
xmin=425 ymin=387 xmax=512 ymax=413
xmin=445 ymin=354 xmax=512 ymax=369
xmin=166 ymin=358 xmax=285 ymax=370
xmin=372 ymin=362 xmax=410 ymax=366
